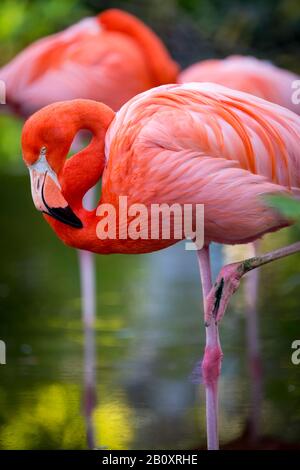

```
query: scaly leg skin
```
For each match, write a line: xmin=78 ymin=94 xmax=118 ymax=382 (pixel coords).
xmin=205 ymin=241 xmax=300 ymax=326
xmin=197 ymin=246 xmax=223 ymax=450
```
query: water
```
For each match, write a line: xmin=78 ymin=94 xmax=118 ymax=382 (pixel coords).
xmin=0 ymin=174 xmax=300 ymax=449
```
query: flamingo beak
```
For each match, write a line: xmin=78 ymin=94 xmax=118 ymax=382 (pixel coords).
xmin=28 ymin=167 xmax=83 ymax=229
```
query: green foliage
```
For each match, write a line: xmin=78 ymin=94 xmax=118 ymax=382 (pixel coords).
xmin=0 ymin=115 xmax=23 ymax=172
xmin=266 ymin=194 xmax=300 ymax=220
xmin=0 ymin=0 xmax=88 ymax=62
xmin=266 ymin=194 xmax=300 ymax=235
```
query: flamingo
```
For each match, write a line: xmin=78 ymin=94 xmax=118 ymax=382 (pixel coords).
xmin=0 ymin=7 xmax=178 ymax=448
xmin=179 ymin=55 xmax=300 ymax=440
xmin=0 ymin=5 xmax=178 ymax=354
xmin=21 ymin=83 xmax=300 ymax=449
xmin=179 ymin=55 xmax=299 ymax=114
xmin=0 ymin=8 xmax=178 ymax=115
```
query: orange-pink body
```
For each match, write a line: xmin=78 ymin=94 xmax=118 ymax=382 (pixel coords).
xmin=22 ymin=83 xmax=300 ymax=254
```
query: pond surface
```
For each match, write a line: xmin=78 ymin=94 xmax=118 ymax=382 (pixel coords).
xmin=0 ymin=174 xmax=300 ymax=449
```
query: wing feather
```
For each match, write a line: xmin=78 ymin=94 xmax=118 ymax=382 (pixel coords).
xmin=104 ymin=83 xmax=300 ymax=243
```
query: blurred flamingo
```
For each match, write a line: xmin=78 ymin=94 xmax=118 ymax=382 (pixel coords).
xmin=0 ymin=6 xmax=178 ymax=315
xmin=1 ymin=8 xmax=178 ymax=115
xmin=0 ymin=7 xmax=178 ymax=448
xmin=179 ymin=55 xmax=299 ymax=114
xmin=21 ymin=83 xmax=300 ymax=449
xmin=180 ymin=55 xmax=300 ymax=439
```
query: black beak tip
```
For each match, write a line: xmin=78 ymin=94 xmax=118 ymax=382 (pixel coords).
xmin=40 ymin=175 xmax=83 ymax=229
xmin=47 ymin=205 xmax=83 ymax=229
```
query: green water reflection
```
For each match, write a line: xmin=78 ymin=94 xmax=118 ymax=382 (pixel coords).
xmin=0 ymin=174 xmax=300 ymax=449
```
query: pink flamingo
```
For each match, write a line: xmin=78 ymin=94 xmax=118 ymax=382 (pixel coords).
xmin=0 ymin=7 xmax=178 ymax=326
xmin=179 ymin=55 xmax=299 ymax=114
xmin=1 ymin=8 xmax=178 ymax=115
xmin=0 ymin=8 xmax=178 ymax=448
xmin=21 ymin=83 xmax=300 ymax=449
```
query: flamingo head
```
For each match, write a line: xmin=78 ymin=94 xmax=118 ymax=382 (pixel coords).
xmin=21 ymin=106 xmax=83 ymax=229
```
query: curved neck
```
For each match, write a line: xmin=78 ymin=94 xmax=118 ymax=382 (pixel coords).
xmin=98 ymin=9 xmax=179 ymax=85
xmin=60 ymin=100 xmax=115 ymax=209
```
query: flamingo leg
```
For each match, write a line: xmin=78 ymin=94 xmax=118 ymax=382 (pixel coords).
xmin=73 ymin=135 xmax=97 ymax=447
xmin=78 ymin=249 xmax=96 ymax=328
xmin=78 ymin=187 xmax=97 ymax=448
xmin=72 ymin=133 xmax=97 ymax=329
xmin=244 ymin=241 xmax=262 ymax=442
xmin=197 ymin=245 xmax=223 ymax=450
xmin=205 ymin=241 xmax=300 ymax=326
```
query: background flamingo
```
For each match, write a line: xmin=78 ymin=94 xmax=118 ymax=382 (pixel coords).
xmin=0 ymin=7 xmax=178 ymax=448
xmin=21 ymin=83 xmax=300 ymax=449
xmin=0 ymin=6 xmax=178 ymax=346
xmin=179 ymin=55 xmax=299 ymax=114
xmin=1 ymin=8 xmax=178 ymax=115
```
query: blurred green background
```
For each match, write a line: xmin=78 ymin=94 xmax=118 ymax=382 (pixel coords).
xmin=0 ymin=0 xmax=300 ymax=450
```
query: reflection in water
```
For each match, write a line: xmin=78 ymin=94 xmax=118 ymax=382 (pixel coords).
xmin=78 ymin=244 xmax=97 ymax=449
xmin=116 ymin=243 xmax=227 ymax=448
xmin=93 ymin=395 xmax=134 ymax=450
xmin=224 ymin=242 xmax=263 ymax=441
xmin=75 ymin=137 xmax=98 ymax=449
xmin=83 ymin=323 xmax=97 ymax=449
xmin=1 ymin=175 xmax=300 ymax=449
xmin=0 ymin=384 xmax=86 ymax=449
xmin=244 ymin=266 xmax=263 ymax=442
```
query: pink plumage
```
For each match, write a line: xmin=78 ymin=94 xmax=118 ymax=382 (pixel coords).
xmin=179 ymin=55 xmax=300 ymax=115
xmin=22 ymin=83 xmax=300 ymax=252
xmin=0 ymin=10 xmax=178 ymax=116
xmin=104 ymin=82 xmax=300 ymax=247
